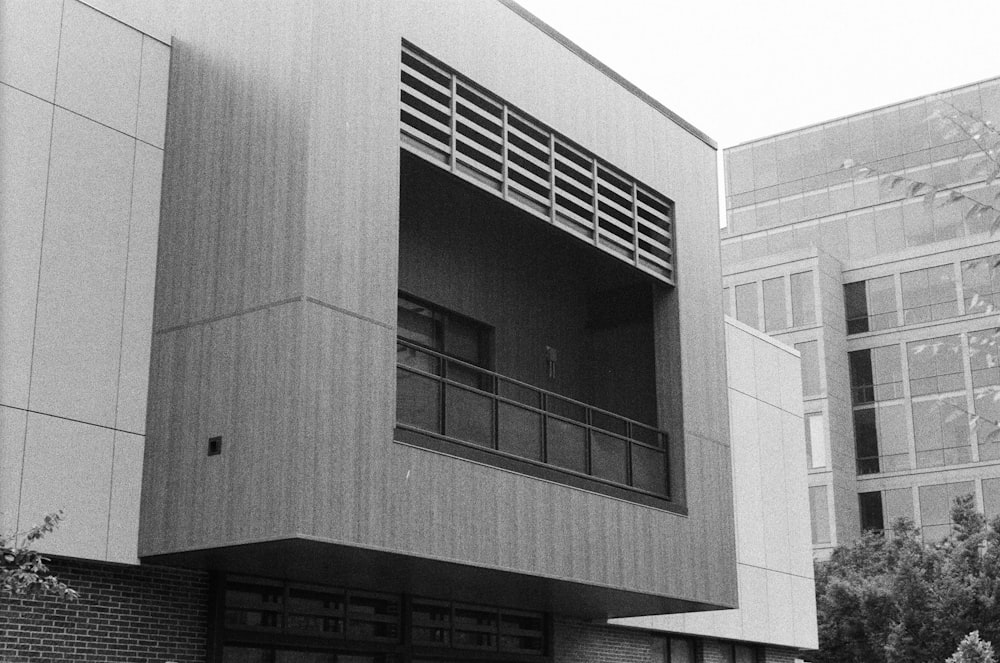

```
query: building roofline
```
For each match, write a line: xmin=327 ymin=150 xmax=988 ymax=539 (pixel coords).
xmin=498 ymin=0 xmax=718 ymax=150
xmin=726 ymin=72 xmax=1000 ymax=150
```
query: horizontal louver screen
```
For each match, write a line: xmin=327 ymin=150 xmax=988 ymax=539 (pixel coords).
xmin=400 ymin=43 xmax=675 ymax=285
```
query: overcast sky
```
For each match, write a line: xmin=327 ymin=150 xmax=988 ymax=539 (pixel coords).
xmin=515 ymin=0 xmax=1000 ymax=148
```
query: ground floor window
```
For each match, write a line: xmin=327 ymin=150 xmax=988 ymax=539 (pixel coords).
xmin=216 ymin=576 xmax=549 ymax=663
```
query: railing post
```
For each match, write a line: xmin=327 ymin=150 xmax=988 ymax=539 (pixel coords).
xmin=540 ymin=392 xmax=548 ymax=463
xmin=625 ymin=421 xmax=633 ymax=488
xmin=439 ymin=356 xmax=447 ymax=436
xmin=492 ymin=374 xmax=500 ymax=451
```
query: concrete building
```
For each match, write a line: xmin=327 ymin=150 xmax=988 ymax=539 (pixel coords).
xmin=1 ymin=1 xmax=816 ymax=661
xmin=721 ymin=76 xmax=1000 ymax=557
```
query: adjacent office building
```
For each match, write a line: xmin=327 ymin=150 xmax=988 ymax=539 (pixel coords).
xmin=721 ymin=76 xmax=1000 ymax=557
xmin=1 ymin=1 xmax=816 ymax=661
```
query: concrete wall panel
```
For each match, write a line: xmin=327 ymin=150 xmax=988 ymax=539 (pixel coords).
xmin=30 ymin=109 xmax=133 ymax=427
xmin=19 ymin=413 xmax=114 ymax=559
xmin=0 ymin=86 xmax=52 ymax=409
xmin=0 ymin=405 xmax=27 ymax=534
xmin=0 ymin=0 xmax=62 ymax=100
xmin=107 ymin=431 xmax=144 ymax=563
xmin=136 ymin=36 xmax=170 ymax=148
xmin=614 ymin=320 xmax=817 ymax=648
xmin=56 ymin=0 xmax=142 ymax=134
xmin=116 ymin=141 xmax=163 ymax=434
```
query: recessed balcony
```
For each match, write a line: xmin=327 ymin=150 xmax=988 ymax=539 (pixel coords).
xmin=397 ymin=152 xmax=679 ymax=509
xmin=396 ymin=336 xmax=670 ymax=500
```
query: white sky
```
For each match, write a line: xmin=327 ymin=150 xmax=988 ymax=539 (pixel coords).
xmin=514 ymin=0 xmax=1000 ymax=148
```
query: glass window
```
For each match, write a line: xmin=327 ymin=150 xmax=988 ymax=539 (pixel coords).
xmin=670 ymin=638 xmax=695 ymax=663
xmin=734 ymin=644 xmax=758 ymax=663
xmin=752 ymin=140 xmax=777 ymax=189
xmin=984 ymin=478 xmax=1000 ymax=520
xmin=968 ymin=328 xmax=1000 ymax=459
xmin=884 ymin=487 xmax=914 ymax=529
xmin=846 ymin=212 xmax=877 ymax=261
xmin=961 ymin=255 xmax=1000 ymax=315
xmin=902 ymin=199 xmax=934 ymax=247
xmin=859 ymin=492 xmax=884 ymax=532
xmin=919 ymin=481 xmax=975 ymax=542
xmin=735 ymin=282 xmax=759 ymax=329
xmin=844 ymin=281 xmax=868 ymax=334
xmin=727 ymin=147 xmax=754 ymax=195
xmin=972 ymin=387 xmax=1000 ymax=460
xmin=796 ymin=341 xmax=821 ymax=397
xmin=790 ymin=271 xmax=816 ymax=326
xmin=397 ymin=294 xmax=490 ymax=368
xmin=912 ymin=396 xmax=972 ymax=469
xmin=653 ymin=637 xmax=695 ymax=663
xmin=723 ymin=286 xmax=731 ymax=317
xmin=805 ymin=413 xmax=826 ymax=469
xmin=901 ymin=264 xmax=958 ymax=325
xmin=849 ymin=346 xmax=903 ymax=404
xmin=763 ymin=277 xmax=787 ymax=331
xmin=845 ymin=276 xmax=897 ymax=334
xmin=853 ymin=403 xmax=908 ymax=474
xmin=907 ymin=335 xmax=963 ymax=396
xmin=873 ymin=205 xmax=905 ymax=254
xmin=867 ymin=276 xmax=898 ymax=330
xmin=969 ymin=328 xmax=1000 ymax=387
xmin=809 ymin=485 xmax=831 ymax=544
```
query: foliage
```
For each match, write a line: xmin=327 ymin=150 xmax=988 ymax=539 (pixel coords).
xmin=813 ymin=495 xmax=1000 ymax=663
xmin=843 ymin=99 xmax=1000 ymax=234
xmin=1 ymin=511 xmax=79 ymax=600
xmin=947 ymin=631 xmax=997 ymax=663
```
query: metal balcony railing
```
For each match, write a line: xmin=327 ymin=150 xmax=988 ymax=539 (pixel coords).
xmin=395 ymin=338 xmax=669 ymax=498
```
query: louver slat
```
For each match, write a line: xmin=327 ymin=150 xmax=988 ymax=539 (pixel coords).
xmin=399 ymin=42 xmax=675 ymax=285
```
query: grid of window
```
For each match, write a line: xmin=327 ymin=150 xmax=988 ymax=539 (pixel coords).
xmin=985 ymin=478 xmax=1000 ymax=520
xmin=853 ymin=403 xmax=908 ymax=475
xmin=907 ymin=335 xmax=964 ymax=396
xmin=221 ymin=578 xmax=549 ymax=658
xmin=962 ymin=255 xmax=1000 ymax=315
xmin=858 ymin=489 xmax=915 ymax=534
xmin=651 ymin=637 xmax=695 ymax=663
xmin=850 ymin=346 xmax=908 ymax=474
xmin=968 ymin=328 xmax=1000 ymax=459
xmin=844 ymin=276 xmax=897 ymax=334
xmin=849 ymin=346 xmax=903 ymax=404
xmin=911 ymin=395 xmax=974 ymax=468
xmin=919 ymin=481 xmax=975 ymax=542
xmin=809 ymin=485 xmax=831 ymax=544
xmin=906 ymin=335 xmax=971 ymax=469
xmin=796 ymin=340 xmax=821 ymax=398
xmin=735 ymin=282 xmax=759 ymax=329
xmin=762 ymin=276 xmax=787 ymax=332
xmin=859 ymin=492 xmax=884 ymax=532
xmin=790 ymin=270 xmax=816 ymax=326
xmin=901 ymin=265 xmax=958 ymax=325
xmin=805 ymin=413 xmax=826 ymax=469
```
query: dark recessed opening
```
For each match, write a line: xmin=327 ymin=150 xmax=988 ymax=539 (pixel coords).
xmin=208 ymin=436 xmax=222 ymax=456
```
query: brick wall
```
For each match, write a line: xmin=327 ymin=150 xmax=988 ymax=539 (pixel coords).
xmin=761 ymin=645 xmax=800 ymax=663
xmin=0 ymin=558 xmax=210 ymax=663
xmin=554 ymin=620 xmax=654 ymax=663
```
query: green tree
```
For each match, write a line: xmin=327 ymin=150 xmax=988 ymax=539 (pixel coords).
xmin=947 ymin=632 xmax=997 ymax=663
xmin=813 ymin=496 xmax=1000 ymax=663
xmin=1 ymin=511 xmax=79 ymax=600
